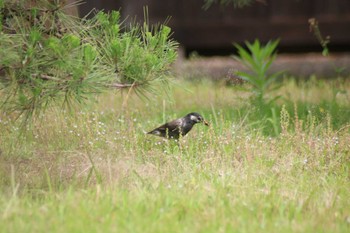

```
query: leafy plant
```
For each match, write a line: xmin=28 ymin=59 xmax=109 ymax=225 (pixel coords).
xmin=233 ymin=39 xmax=284 ymax=105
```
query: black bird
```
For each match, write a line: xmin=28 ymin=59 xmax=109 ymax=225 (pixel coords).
xmin=147 ymin=112 xmax=209 ymax=139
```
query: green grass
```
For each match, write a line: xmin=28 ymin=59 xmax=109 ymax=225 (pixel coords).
xmin=1 ymin=78 xmax=350 ymax=233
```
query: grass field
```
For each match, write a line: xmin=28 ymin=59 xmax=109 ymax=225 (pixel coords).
xmin=1 ymin=78 xmax=350 ymax=233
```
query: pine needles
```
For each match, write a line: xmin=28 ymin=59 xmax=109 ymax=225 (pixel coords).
xmin=0 ymin=1 xmax=178 ymax=124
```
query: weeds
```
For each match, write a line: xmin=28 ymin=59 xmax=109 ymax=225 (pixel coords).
xmin=233 ymin=39 xmax=284 ymax=106
xmin=0 ymin=79 xmax=350 ymax=233
xmin=309 ymin=18 xmax=330 ymax=56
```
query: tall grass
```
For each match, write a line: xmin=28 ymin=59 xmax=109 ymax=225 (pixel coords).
xmin=0 ymin=78 xmax=349 ymax=232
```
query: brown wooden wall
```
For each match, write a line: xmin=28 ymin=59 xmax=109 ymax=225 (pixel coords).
xmin=79 ymin=0 xmax=350 ymax=54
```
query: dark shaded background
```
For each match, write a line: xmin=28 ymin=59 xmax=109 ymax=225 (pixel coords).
xmin=79 ymin=0 xmax=350 ymax=56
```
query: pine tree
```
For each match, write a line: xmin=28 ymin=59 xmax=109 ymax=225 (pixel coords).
xmin=0 ymin=0 xmax=178 ymax=122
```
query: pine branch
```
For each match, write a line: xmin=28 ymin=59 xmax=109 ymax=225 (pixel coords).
xmin=0 ymin=1 xmax=178 ymax=124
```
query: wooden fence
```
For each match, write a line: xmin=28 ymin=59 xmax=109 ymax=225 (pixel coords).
xmin=79 ymin=0 xmax=350 ymax=54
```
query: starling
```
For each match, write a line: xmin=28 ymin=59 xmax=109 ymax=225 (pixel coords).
xmin=147 ymin=112 xmax=209 ymax=139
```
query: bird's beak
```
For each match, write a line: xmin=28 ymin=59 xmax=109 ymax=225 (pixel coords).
xmin=203 ymin=120 xmax=209 ymax=126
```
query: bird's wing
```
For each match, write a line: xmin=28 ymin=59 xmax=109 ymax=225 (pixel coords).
xmin=165 ymin=118 xmax=183 ymax=132
xmin=147 ymin=121 xmax=175 ymax=134
xmin=147 ymin=118 xmax=184 ymax=138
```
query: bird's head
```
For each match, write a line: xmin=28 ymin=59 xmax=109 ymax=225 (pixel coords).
xmin=187 ymin=112 xmax=209 ymax=126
